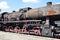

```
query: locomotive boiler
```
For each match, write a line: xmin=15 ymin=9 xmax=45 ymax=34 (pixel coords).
xmin=1 ymin=2 xmax=60 ymax=21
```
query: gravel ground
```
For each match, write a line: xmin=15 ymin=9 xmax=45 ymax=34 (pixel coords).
xmin=0 ymin=31 xmax=60 ymax=40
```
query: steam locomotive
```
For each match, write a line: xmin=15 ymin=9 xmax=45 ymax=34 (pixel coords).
xmin=0 ymin=2 xmax=60 ymax=39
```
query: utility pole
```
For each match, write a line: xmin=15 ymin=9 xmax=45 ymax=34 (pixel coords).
xmin=0 ymin=9 xmax=1 ymax=12
xmin=0 ymin=9 xmax=1 ymax=18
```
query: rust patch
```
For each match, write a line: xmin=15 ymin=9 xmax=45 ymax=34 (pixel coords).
xmin=47 ymin=10 xmax=56 ymax=15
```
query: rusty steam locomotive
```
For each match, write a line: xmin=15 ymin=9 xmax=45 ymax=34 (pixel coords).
xmin=0 ymin=2 xmax=60 ymax=39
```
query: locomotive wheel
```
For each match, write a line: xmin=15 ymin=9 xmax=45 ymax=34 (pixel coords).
xmin=13 ymin=26 xmax=20 ymax=33
xmin=8 ymin=26 xmax=13 ymax=32
xmin=2 ymin=26 xmax=7 ymax=31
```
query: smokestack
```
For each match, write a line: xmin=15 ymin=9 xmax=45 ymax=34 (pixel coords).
xmin=47 ymin=2 xmax=52 ymax=5
xmin=47 ymin=2 xmax=52 ymax=7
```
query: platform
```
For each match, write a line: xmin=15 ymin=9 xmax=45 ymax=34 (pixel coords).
xmin=0 ymin=31 xmax=60 ymax=40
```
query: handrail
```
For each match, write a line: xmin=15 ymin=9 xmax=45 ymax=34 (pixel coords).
xmin=0 ymin=20 xmax=42 ymax=23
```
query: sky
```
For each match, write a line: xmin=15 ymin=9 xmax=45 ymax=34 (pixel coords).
xmin=0 ymin=0 xmax=60 ymax=13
